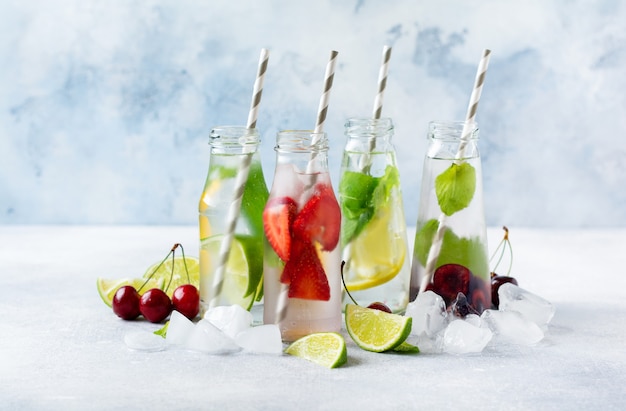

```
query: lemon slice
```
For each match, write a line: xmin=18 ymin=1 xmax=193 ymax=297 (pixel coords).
xmin=344 ymin=204 xmax=406 ymax=291
xmin=97 ymin=277 xmax=164 ymax=307
xmin=345 ymin=304 xmax=412 ymax=352
xmin=200 ymin=236 xmax=255 ymax=310
xmin=143 ymin=255 xmax=200 ymax=297
xmin=285 ymin=332 xmax=347 ymax=368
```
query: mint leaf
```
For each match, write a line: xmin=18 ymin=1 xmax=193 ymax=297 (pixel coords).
xmin=372 ymin=165 xmax=400 ymax=206
xmin=413 ymin=219 xmax=489 ymax=280
xmin=435 ymin=162 xmax=476 ymax=216
xmin=339 ymin=171 xmax=379 ymax=246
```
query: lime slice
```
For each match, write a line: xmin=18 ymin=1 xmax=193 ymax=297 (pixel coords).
xmin=345 ymin=304 xmax=412 ymax=352
xmin=143 ymin=255 xmax=200 ymax=298
xmin=96 ymin=277 xmax=164 ymax=307
xmin=285 ymin=332 xmax=347 ymax=368
xmin=344 ymin=203 xmax=406 ymax=291
xmin=200 ymin=235 xmax=256 ymax=310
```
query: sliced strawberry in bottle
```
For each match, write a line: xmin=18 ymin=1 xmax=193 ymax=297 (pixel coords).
xmin=431 ymin=263 xmax=471 ymax=306
xmin=285 ymin=241 xmax=331 ymax=301
xmin=292 ymin=184 xmax=341 ymax=251
xmin=263 ymin=196 xmax=297 ymax=261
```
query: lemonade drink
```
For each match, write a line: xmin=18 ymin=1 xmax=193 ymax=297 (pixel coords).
xmin=263 ymin=130 xmax=342 ymax=342
xmin=410 ymin=121 xmax=491 ymax=312
xmin=198 ymin=126 xmax=269 ymax=314
xmin=338 ymin=118 xmax=411 ymax=313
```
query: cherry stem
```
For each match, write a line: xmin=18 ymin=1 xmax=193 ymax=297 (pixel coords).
xmin=165 ymin=246 xmax=175 ymax=292
xmin=138 ymin=247 xmax=175 ymax=293
xmin=178 ymin=243 xmax=191 ymax=284
xmin=340 ymin=261 xmax=359 ymax=306
xmin=489 ymin=226 xmax=513 ymax=276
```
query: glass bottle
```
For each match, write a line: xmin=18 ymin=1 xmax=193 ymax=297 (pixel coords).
xmin=338 ymin=117 xmax=411 ymax=313
xmin=410 ymin=121 xmax=491 ymax=313
xmin=198 ymin=126 xmax=269 ymax=317
xmin=263 ymin=130 xmax=342 ymax=342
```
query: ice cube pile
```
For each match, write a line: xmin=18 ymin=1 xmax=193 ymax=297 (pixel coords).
xmin=405 ymin=283 xmax=556 ymax=354
xmin=124 ymin=305 xmax=283 ymax=355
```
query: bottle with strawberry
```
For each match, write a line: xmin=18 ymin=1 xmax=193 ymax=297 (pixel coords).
xmin=262 ymin=130 xmax=342 ymax=341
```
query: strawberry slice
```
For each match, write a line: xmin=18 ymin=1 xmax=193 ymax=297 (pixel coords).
xmin=292 ymin=184 xmax=341 ymax=251
xmin=283 ymin=240 xmax=331 ymax=301
xmin=263 ymin=196 xmax=297 ymax=261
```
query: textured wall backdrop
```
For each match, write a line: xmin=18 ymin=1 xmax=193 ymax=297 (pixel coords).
xmin=1 ymin=0 xmax=625 ymax=227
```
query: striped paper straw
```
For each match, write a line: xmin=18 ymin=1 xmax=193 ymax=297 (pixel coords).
xmin=210 ymin=48 xmax=270 ymax=309
xmin=275 ymin=50 xmax=339 ymax=324
xmin=314 ymin=50 xmax=339 ymax=135
xmin=419 ymin=49 xmax=492 ymax=294
xmin=456 ymin=49 xmax=491 ymax=159
xmin=360 ymin=45 xmax=392 ymax=170
xmin=372 ymin=45 xmax=392 ymax=120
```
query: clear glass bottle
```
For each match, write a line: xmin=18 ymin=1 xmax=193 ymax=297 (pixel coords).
xmin=410 ymin=121 xmax=491 ymax=313
xmin=263 ymin=130 xmax=342 ymax=342
xmin=338 ymin=117 xmax=411 ymax=313
xmin=198 ymin=126 xmax=269 ymax=316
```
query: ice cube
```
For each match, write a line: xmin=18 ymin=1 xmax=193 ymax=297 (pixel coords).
xmin=414 ymin=332 xmax=444 ymax=354
xmin=124 ymin=331 xmax=167 ymax=352
xmin=481 ymin=309 xmax=544 ymax=345
xmin=405 ymin=291 xmax=449 ymax=337
xmin=443 ymin=319 xmax=493 ymax=354
xmin=235 ymin=324 xmax=283 ymax=355
xmin=166 ymin=310 xmax=195 ymax=346
xmin=204 ymin=305 xmax=253 ymax=339
xmin=498 ymin=283 xmax=556 ymax=329
xmin=463 ymin=313 xmax=482 ymax=327
xmin=186 ymin=319 xmax=241 ymax=354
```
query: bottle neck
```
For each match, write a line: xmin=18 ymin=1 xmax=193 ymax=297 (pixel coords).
xmin=275 ymin=130 xmax=329 ymax=174
xmin=427 ymin=121 xmax=480 ymax=160
xmin=209 ymin=126 xmax=260 ymax=155
xmin=344 ymin=117 xmax=394 ymax=153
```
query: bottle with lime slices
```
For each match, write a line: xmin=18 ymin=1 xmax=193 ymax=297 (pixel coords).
xmin=410 ymin=121 xmax=491 ymax=313
xmin=338 ymin=118 xmax=411 ymax=313
xmin=198 ymin=126 xmax=269 ymax=316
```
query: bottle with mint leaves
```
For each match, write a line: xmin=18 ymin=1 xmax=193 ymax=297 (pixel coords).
xmin=409 ymin=121 xmax=491 ymax=314
xmin=338 ymin=117 xmax=411 ymax=313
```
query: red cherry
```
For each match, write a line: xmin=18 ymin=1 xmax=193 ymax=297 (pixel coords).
xmin=172 ymin=284 xmax=200 ymax=320
xmin=491 ymin=274 xmax=518 ymax=308
xmin=139 ymin=288 xmax=172 ymax=323
xmin=432 ymin=264 xmax=471 ymax=306
xmin=367 ymin=302 xmax=392 ymax=313
xmin=112 ymin=285 xmax=141 ymax=320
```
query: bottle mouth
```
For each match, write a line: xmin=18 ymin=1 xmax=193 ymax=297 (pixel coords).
xmin=428 ymin=121 xmax=479 ymax=141
xmin=275 ymin=130 xmax=328 ymax=152
xmin=344 ymin=117 xmax=394 ymax=137
xmin=210 ymin=126 xmax=259 ymax=147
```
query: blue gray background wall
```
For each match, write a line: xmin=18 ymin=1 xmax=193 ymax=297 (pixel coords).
xmin=1 ymin=0 xmax=624 ymax=227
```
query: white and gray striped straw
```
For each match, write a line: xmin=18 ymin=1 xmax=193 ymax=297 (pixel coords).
xmin=210 ymin=48 xmax=270 ymax=309
xmin=456 ymin=49 xmax=491 ymax=159
xmin=275 ymin=50 xmax=339 ymax=324
xmin=372 ymin=45 xmax=392 ymax=120
xmin=419 ymin=48 xmax=492 ymax=294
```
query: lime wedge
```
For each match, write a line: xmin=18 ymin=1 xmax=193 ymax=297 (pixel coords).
xmin=96 ymin=277 xmax=164 ymax=307
xmin=345 ymin=304 xmax=412 ymax=352
xmin=285 ymin=332 xmax=347 ymax=368
xmin=200 ymin=235 xmax=256 ymax=310
xmin=143 ymin=255 xmax=200 ymax=298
